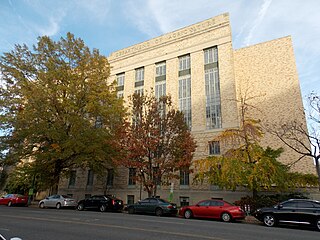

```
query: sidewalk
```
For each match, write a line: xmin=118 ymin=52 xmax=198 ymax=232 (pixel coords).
xmin=244 ymin=215 xmax=260 ymax=224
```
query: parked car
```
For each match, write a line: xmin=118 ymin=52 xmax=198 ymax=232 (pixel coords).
xmin=39 ymin=194 xmax=77 ymax=209
xmin=0 ymin=233 xmax=22 ymax=240
xmin=254 ymin=199 xmax=320 ymax=231
xmin=127 ymin=197 xmax=178 ymax=216
xmin=77 ymin=195 xmax=123 ymax=212
xmin=0 ymin=194 xmax=28 ymax=207
xmin=179 ymin=199 xmax=245 ymax=222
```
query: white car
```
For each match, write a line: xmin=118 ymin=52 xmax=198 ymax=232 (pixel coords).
xmin=39 ymin=194 xmax=77 ymax=209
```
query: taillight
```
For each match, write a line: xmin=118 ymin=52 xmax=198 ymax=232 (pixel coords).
xmin=167 ymin=205 xmax=173 ymax=209
xmin=112 ymin=199 xmax=115 ymax=205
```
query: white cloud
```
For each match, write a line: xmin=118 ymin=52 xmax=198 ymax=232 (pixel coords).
xmin=243 ymin=0 xmax=272 ymax=46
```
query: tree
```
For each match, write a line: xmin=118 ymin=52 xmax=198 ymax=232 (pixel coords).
xmin=0 ymin=33 xmax=126 ymax=193
xmin=121 ymin=93 xmax=196 ymax=197
xmin=195 ymin=95 xmax=308 ymax=198
xmin=268 ymin=92 xmax=320 ymax=190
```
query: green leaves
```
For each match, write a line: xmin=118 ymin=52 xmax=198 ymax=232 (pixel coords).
xmin=0 ymin=33 xmax=126 ymax=192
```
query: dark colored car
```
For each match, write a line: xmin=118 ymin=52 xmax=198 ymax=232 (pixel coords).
xmin=254 ymin=199 xmax=320 ymax=231
xmin=77 ymin=195 xmax=123 ymax=212
xmin=127 ymin=197 xmax=178 ymax=216
xmin=0 ymin=194 xmax=28 ymax=207
xmin=179 ymin=199 xmax=245 ymax=222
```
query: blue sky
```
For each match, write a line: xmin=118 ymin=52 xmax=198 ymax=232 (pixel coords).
xmin=1 ymin=0 xmax=319 ymax=99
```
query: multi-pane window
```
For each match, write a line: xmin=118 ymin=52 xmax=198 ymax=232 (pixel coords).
xmin=180 ymin=168 xmax=190 ymax=185
xmin=135 ymin=67 xmax=144 ymax=82
xmin=209 ymin=141 xmax=220 ymax=155
xmin=128 ymin=168 xmax=136 ymax=185
xmin=155 ymin=62 xmax=166 ymax=99
xmin=204 ymin=47 xmax=218 ymax=64
xmin=178 ymin=55 xmax=192 ymax=128
xmin=135 ymin=67 xmax=144 ymax=96
xmin=68 ymin=170 xmax=76 ymax=188
xmin=204 ymin=47 xmax=221 ymax=129
xmin=179 ymin=77 xmax=192 ymax=128
xmin=106 ymin=168 xmax=114 ymax=186
xmin=156 ymin=62 xmax=166 ymax=77
xmin=87 ymin=169 xmax=94 ymax=186
xmin=179 ymin=55 xmax=191 ymax=71
xmin=116 ymin=73 xmax=125 ymax=98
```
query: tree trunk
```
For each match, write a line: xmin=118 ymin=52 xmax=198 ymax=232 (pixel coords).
xmin=315 ymin=156 xmax=320 ymax=191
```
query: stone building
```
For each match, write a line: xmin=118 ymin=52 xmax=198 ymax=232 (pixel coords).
xmin=58 ymin=13 xmax=314 ymax=205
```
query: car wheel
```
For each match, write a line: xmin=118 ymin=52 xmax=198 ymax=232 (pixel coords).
xmin=56 ymin=203 xmax=61 ymax=209
xmin=128 ymin=207 xmax=135 ymax=214
xmin=7 ymin=201 xmax=12 ymax=207
xmin=184 ymin=209 xmax=193 ymax=219
xmin=155 ymin=208 xmax=163 ymax=216
xmin=221 ymin=212 xmax=232 ymax=222
xmin=39 ymin=202 xmax=45 ymax=209
xmin=263 ymin=214 xmax=276 ymax=227
xmin=316 ymin=218 xmax=320 ymax=231
xmin=77 ymin=203 xmax=84 ymax=211
xmin=99 ymin=205 xmax=107 ymax=212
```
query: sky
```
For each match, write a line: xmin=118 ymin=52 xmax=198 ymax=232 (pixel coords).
xmin=1 ymin=0 xmax=320 ymax=100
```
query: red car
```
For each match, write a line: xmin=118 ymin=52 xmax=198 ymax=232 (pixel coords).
xmin=179 ymin=199 xmax=245 ymax=222
xmin=0 ymin=194 xmax=28 ymax=207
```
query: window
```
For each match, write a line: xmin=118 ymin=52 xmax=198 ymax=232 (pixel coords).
xmin=156 ymin=62 xmax=166 ymax=77
xmin=106 ymin=168 xmax=114 ymax=186
xmin=135 ymin=67 xmax=144 ymax=82
xmin=94 ymin=116 xmax=103 ymax=128
xmin=179 ymin=76 xmax=192 ymax=128
xmin=117 ymin=73 xmax=125 ymax=86
xmin=87 ymin=170 xmax=94 ymax=186
xmin=180 ymin=168 xmax=189 ymax=185
xmin=180 ymin=197 xmax=189 ymax=207
xmin=179 ymin=55 xmax=190 ymax=71
xmin=204 ymin=47 xmax=221 ymax=129
xmin=135 ymin=67 xmax=144 ymax=96
xmin=127 ymin=195 xmax=135 ymax=205
xmin=198 ymin=200 xmax=210 ymax=206
xmin=128 ymin=168 xmax=136 ymax=185
xmin=204 ymin=47 xmax=218 ymax=64
xmin=68 ymin=170 xmax=76 ymax=188
xmin=117 ymin=73 xmax=125 ymax=98
xmin=134 ymin=88 xmax=144 ymax=96
xmin=209 ymin=141 xmax=220 ymax=155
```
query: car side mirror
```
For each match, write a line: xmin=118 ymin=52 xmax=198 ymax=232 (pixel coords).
xmin=196 ymin=204 xmax=200 ymax=207
xmin=277 ymin=204 xmax=283 ymax=209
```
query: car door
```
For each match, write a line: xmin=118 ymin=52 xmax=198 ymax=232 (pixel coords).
xmin=296 ymin=201 xmax=317 ymax=225
xmin=87 ymin=196 xmax=98 ymax=209
xmin=135 ymin=199 xmax=150 ymax=213
xmin=148 ymin=198 xmax=159 ymax=213
xmin=48 ymin=195 xmax=59 ymax=207
xmin=193 ymin=200 xmax=211 ymax=218
xmin=0 ymin=194 xmax=11 ymax=205
xmin=276 ymin=201 xmax=299 ymax=223
xmin=208 ymin=200 xmax=224 ymax=219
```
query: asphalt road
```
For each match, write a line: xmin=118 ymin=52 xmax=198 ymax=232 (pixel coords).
xmin=0 ymin=206 xmax=319 ymax=240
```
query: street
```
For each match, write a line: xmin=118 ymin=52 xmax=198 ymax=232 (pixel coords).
xmin=0 ymin=206 xmax=319 ymax=240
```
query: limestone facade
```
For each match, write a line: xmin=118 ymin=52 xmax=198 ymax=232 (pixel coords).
xmin=58 ymin=13 xmax=315 ymax=205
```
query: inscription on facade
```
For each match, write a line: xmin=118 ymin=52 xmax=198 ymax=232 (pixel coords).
xmin=110 ymin=14 xmax=229 ymax=60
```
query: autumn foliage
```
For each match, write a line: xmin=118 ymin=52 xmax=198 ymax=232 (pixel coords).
xmin=121 ymin=93 xmax=196 ymax=197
